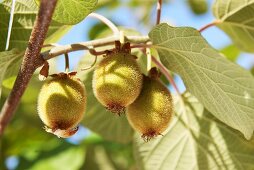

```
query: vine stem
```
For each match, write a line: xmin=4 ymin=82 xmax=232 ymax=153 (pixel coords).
xmin=151 ymin=56 xmax=181 ymax=96
xmin=198 ymin=20 xmax=221 ymax=32
xmin=156 ymin=0 xmax=162 ymax=25
xmin=0 ymin=0 xmax=57 ymax=135
xmin=42 ymin=35 xmax=150 ymax=60
xmin=88 ymin=13 xmax=120 ymax=35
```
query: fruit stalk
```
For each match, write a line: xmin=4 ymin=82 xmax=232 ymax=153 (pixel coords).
xmin=64 ymin=53 xmax=70 ymax=72
xmin=199 ymin=20 xmax=221 ymax=32
xmin=0 ymin=0 xmax=57 ymax=135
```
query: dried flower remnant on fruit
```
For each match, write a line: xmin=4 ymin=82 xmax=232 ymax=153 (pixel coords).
xmin=92 ymin=41 xmax=143 ymax=115
xmin=44 ymin=126 xmax=79 ymax=138
xmin=37 ymin=72 xmax=87 ymax=138
xmin=126 ymin=68 xmax=173 ymax=141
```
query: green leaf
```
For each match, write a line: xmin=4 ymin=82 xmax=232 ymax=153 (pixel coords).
xmin=220 ymin=44 xmax=240 ymax=62
xmin=251 ymin=67 xmax=254 ymax=76
xmin=2 ymin=76 xmax=17 ymax=89
xmin=81 ymin=141 xmax=134 ymax=170
xmin=213 ymin=0 xmax=254 ymax=52
xmin=0 ymin=49 xmax=23 ymax=99
xmin=133 ymin=93 xmax=254 ymax=170
xmin=52 ymin=0 xmax=97 ymax=25
xmin=149 ymin=23 xmax=254 ymax=139
xmin=21 ymin=145 xmax=85 ymax=170
xmin=77 ymin=57 xmax=133 ymax=144
xmin=0 ymin=0 xmax=71 ymax=51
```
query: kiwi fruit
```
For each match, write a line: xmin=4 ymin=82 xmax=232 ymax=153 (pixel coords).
xmin=126 ymin=68 xmax=173 ymax=141
xmin=37 ymin=72 xmax=86 ymax=138
xmin=92 ymin=42 xmax=143 ymax=115
xmin=188 ymin=0 xmax=207 ymax=15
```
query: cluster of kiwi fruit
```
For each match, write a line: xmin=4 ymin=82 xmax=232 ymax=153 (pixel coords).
xmin=37 ymin=41 xmax=173 ymax=141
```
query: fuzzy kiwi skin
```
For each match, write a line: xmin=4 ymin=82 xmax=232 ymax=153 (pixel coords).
xmin=126 ymin=76 xmax=173 ymax=141
xmin=92 ymin=52 xmax=143 ymax=114
xmin=37 ymin=74 xmax=86 ymax=138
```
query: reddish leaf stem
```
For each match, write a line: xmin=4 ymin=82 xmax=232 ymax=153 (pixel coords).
xmin=198 ymin=20 xmax=221 ymax=32
xmin=0 ymin=0 xmax=57 ymax=135
xmin=151 ymin=56 xmax=181 ymax=96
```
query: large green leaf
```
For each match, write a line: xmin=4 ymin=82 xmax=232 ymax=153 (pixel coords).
xmin=52 ymin=0 xmax=97 ymax=25
xmin=0 ymin=49 xmax=23 ymax=99
xmin=134 ymin=93 xmax=254 ymax=170
xmin=149 ymin=23 xmax=254 ymax=139
xmin=0 ymin=0 xmax=71 ymax=51
xmin=77 ymin=57 xmax=133 ymax=144
xmin=213 ymin=0 xmax=254 ymax=52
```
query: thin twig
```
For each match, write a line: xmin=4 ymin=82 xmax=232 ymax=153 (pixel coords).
xmin=5 ymin=0 xmax=16 ymax=50
xmin=156 ymin=0 xmax=162 ymax=25
xmin=88 ymin=13 xmax=120 ymax=35
xmin=42 ymin=43 xmax=60 ymax=48
xmin=64 ymin=53 xmax=70 ymax=72
xmin=42 ymin=35 xmax=150 ymax=60
xmin=130 ymin=43 xmax=152 ymax=49
xmin=0 ymin=0 xmax=57 ymax=135
xmin=151 ymin=56 xmax=181 ymax=96
xmin=198 ymin=20 xmax=221 ymax=32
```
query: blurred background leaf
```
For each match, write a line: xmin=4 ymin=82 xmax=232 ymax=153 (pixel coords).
xmin=0 ymin=49 xmax=23 ymax=99
xmin=220 ymin=44 xmax=240 ymax=62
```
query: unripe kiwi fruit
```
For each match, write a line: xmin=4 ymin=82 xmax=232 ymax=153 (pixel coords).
xmin=126 ymin=68 xmax=173 ymax=141
xmin=92 ymin=43 xmax=143 ymax=115
xmin=188 ymin=0 xmax=208 ymax=15
xmin=37 ymin=72 xmax=86 ymax=138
